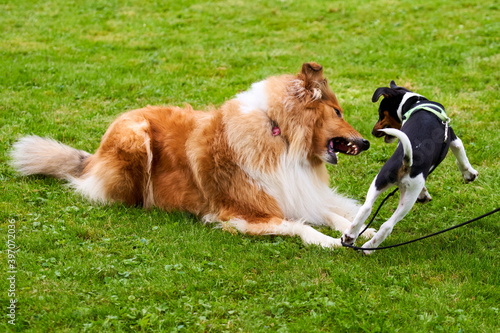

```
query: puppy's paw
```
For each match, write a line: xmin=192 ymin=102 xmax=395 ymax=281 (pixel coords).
xmin=362 ymin=248 xmax=376 ymax=255
xmin=463 ymin=168 xmax=478 ymax=183
xmin=360 ymin=240 xmax=377 ymax=255
xmin=417 ymin=187 xmax=432 ymax=203
xmin=341 ymin=233 xmax=356 ymax=245
xmin=417 ymin=196 xmax=432 ymax=203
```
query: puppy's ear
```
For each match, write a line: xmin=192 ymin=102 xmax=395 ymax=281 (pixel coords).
xmin=372 ymin=87 xmax=393 ymax=102
xmin=390 ymin=80 xmax=398 ymax=88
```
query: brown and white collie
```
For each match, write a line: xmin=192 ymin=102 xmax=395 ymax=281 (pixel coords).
xmin=11 ymin=62 xmax=373 ymax=248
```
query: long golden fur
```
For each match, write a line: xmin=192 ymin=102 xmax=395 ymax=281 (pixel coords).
xmin=11 ymin=62 xmax=373 ymax=247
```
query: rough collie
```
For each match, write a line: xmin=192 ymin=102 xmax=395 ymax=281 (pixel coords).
xmin=11 ymin=62 xmax=372 ymax=248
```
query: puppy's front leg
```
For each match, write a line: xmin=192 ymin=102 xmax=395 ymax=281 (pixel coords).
xmin=361 ymin=175 xmax=425 ymax=254
xmin=342 ymin=178 xmax=384 ymax=244
xmin=450 ymin=135 xmax=478 ymax=182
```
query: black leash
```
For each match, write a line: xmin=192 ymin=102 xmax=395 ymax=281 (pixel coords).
xmin=341 ymin=189 xmax=499 ymax=251
xmin=357 ymin=188 xmax=399 ymax=238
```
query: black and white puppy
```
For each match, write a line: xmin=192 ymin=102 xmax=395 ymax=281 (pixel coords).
xmin=342 ymin=81 xmax=478 ymax=254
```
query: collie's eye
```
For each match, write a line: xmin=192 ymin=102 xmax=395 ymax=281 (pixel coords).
xmin=334 ymin=108 xmax=342 ymax=117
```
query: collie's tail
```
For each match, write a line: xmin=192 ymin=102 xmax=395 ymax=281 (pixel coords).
xmin=378 ymin=128 xmax=413 ymax=167
xmin=10 ymin=135 xmax=91 ymax=180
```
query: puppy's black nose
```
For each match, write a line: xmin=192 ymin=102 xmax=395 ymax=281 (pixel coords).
xmin=362 ymin=139 xmax=370 ymax=151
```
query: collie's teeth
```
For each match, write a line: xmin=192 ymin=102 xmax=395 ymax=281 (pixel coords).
xmin=347 ymin=142 xmax=352 ymax=146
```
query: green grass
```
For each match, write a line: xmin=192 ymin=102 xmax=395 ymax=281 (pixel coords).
xmin=1 ymin=0 xmax=499 ymax=332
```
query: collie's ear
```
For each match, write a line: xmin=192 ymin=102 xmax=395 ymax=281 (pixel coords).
xmin=301 ymin=62 xmax=324 ymax=82
xmin=372 ymin=87 xmax=393 ymax=102
xmin=294 ymin=62 xmax=325 ymax=101
xmin=390 ymin=80 xmax=398 ymax=89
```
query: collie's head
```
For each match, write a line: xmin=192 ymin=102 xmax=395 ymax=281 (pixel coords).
xmin=267 ymin=62 xmax=370 ymax=165
xmin=232 ymin=62 xmax=369 ymax=168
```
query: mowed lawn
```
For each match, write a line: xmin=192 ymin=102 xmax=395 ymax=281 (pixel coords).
xmin=1 ymin=0 xmax=499 ymax=332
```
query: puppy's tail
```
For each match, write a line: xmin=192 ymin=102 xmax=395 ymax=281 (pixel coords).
xmin=10 ymin=135 xmax=91 ymax=180
xmin=378 ymin=128 xmax=413 ymax=167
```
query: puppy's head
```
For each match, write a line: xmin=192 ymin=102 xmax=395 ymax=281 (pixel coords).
xmin=276 ymin=62 xmax=370 ymax=165
xmin=371 ymin=81 xmax=423 ymax=143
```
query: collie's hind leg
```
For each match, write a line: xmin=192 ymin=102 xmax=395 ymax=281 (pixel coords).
xmin=74 ymin=114 xmax=154 ymax=206
xmin=323 ymin=211 xmax=376 ymax=240
xmin=321 ymin=192 xmax=375 ymax=239
xmin=325 ymin=213 xmax=351 ymax=234
xmin=327 ymin=194 xmax=361 ymax=221
xmin=449 ymin=133 xmax=478 ymax=182
xmin=223 ymin=217 xmax=342 ymax=248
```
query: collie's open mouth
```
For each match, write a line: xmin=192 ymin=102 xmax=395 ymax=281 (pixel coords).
xmin=327 ymin=137 xmax=362 ymax=156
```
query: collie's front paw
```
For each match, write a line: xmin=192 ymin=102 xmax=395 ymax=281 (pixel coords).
xmin=302 ymin=232 xmax=342 ymax=249
xmin=359 ymin=227 xmax=376 ymax=239
xmin=314 ymin=236 xmax=342 ymax=249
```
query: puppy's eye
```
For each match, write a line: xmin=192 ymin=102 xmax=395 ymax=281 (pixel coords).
xmin=334 ymin=108 xmax=342 ymax=117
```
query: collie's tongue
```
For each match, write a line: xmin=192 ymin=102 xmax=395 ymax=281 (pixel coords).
xmin=327 ymin=140 xmax=339 ymax=164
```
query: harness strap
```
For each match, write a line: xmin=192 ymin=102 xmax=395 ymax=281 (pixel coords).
xmin=403 ymin=103 xmax=450 ymax=124
xmin=402 ymin=103 xmax=451 ymax=141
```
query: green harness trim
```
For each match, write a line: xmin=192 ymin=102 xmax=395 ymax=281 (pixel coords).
xmin=402 ymin=103 xmax=450 ymax=125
